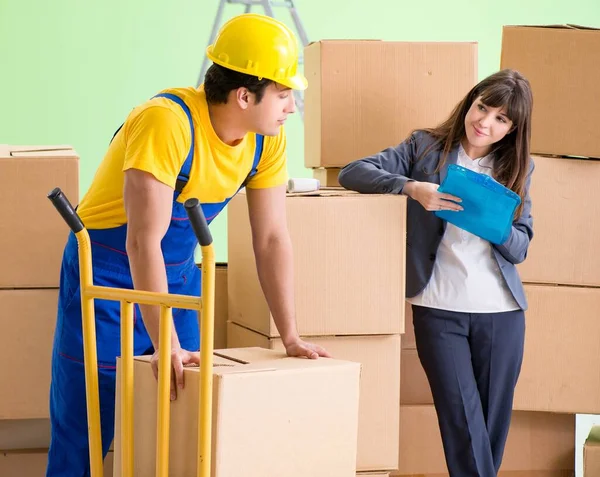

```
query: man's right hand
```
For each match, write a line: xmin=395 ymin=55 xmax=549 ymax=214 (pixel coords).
xmin=150 ymin=346 xmax=200 ymax=401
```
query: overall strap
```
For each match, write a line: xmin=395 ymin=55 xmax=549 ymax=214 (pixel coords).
xmin=110 ymin=93 xmax=195 ymax=194
xmin=152 ymin=93 xmax=195 ymax=193
xmin=242 ymin=134 xmax=265 ymax=187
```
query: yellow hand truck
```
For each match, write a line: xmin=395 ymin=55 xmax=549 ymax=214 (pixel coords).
xmin=48 ymin=187 xmax=216 ymax=477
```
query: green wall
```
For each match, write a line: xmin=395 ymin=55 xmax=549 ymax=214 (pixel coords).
xmin=1 ymin=0 xmax=598 ymax=261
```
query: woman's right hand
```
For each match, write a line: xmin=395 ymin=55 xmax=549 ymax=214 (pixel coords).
xmin=403 ymin=181 xmax=463 ymax=212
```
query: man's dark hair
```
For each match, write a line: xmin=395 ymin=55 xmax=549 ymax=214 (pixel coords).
xmin=204 ymin=63 xmax=274 ymax=105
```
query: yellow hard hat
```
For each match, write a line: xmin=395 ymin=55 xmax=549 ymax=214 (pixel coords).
xmin=206 ymin=13 xmax=307 ymax=91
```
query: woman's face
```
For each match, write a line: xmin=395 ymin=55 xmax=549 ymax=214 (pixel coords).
xmin=463 ymin=96 xmax=514 ymax=157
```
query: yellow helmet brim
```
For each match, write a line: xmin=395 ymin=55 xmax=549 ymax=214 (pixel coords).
xmin=206 ymin=46 xmax=308 ymax=91
xmin=278 ymin=73 xmax=308 ymax=91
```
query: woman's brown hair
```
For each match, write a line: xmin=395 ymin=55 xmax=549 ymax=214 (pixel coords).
xmin=421 ymin=68 xmax=533 ymax=217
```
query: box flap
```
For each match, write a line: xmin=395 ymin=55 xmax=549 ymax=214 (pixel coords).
xmin=308 ymin=39 xmax=382 ymax=46
xmin=287 ymin=189 xmax=357 ymax=197
xmin=505 ymin=24 xmax=600 ymax=31
xmin=0 ymin=144 xmax=78 ymax=159
xmin=586 ymin=425 xmax=600 ymax=446
xmin=132 ymin=348 xmax=317 ymax=372
xmin=132 ymin=354 xmax=238 ymax=367
xmin=286 ymin=189 xmax=408 ymax=200
xmin=240 ymin=187 xmax=366 ymax=198
xmin=130 ymin=348 xmax=360 ymax=377
xmin=215 ymin=347 xmax=360 ymax=373
xmin=215 ymin=346 xmax=287 ymax=363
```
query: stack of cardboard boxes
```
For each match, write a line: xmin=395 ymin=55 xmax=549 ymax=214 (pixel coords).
xmin=500 ymin=24 xmax=600 ymax=476
xmin=226 ymin=40 xmax=478 ymax=476
xmin=227 ymin=29 xmax=600 ymax=475
xmin=226 ymin=189 xmax=405 ymax=475
xmin=398 ymin=305 xmax=576 ymax=476
xmin=500 ymin=24 xmax=600 ymax=414
xmin=0 ymin=146 xmax=91 ymax=475
xmin=393 ymin=24 xmax=600 ymax=476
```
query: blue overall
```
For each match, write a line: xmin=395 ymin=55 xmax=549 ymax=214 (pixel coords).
xmin=46 ymin=93 xmax=264 ymax=477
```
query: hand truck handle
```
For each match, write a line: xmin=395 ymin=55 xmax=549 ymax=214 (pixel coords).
xmin=184 ymin=198 xmax=213 ymax=246
xmin=47 ymin=187 xmax=84 ymax=233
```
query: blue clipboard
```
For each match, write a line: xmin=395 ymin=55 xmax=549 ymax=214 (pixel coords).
xmin=434 ymin=164 xmax=521 ymax=245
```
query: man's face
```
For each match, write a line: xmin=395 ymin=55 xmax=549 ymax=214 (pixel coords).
xmin=247 ymin=83 xmax=296 ymax=136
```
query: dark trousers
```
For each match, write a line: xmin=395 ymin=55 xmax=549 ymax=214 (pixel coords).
xmin=412 ymin=305 xmax=525 ymax=477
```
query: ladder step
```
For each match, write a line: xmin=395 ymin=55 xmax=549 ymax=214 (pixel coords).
xmin=227 ymin=0 xmax=294 ymax=9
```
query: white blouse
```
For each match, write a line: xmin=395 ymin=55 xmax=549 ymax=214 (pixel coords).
xmin=407 ymin=145 xmax=520 ymax=313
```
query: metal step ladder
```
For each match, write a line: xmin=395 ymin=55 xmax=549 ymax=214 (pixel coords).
xmin=197 ymin=0 xmax=309 ymax=120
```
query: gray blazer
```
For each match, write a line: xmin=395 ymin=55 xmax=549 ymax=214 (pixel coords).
xmin=338 ymin=130 xmax=534 ymax=311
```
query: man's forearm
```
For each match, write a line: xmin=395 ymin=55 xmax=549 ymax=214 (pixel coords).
xmin=127 ymin=241 xmax=180 ymax=350
xmin=253 ymin=235 xmax=300 ymax=347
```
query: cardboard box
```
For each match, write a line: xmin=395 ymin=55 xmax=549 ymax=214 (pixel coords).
xmin=514 ymin=284 xmax=600 ymax=413
xmin=313 ymin=168 xmax=342 ymax=187
xmin=0 ymin=449 xmax=113 ymax=477
xmin=0 ymin=419 xmax=50 ymax=450
xmin=228 ymin=190 xmax=406 ymax=337
xmin=197 ymin=263 xmax=228 ymax=349
xmin=401 ymin=302 xmax=414 ymax=349
xmin=400 ymin=348 xmax=431 ymax=405
xmin=0 ymin=418 xmax=113 ymax=453
xmin=584 ymin=426 xmax=600 ymax=477
xmin=402 ymin=284 xmax=600 ymax=413
xmin=500 ymin=25 xmax=600 ymax=159
xmin=113 ymin=348 xmax=361 ymax=477
xmin=0 ymin=145 xmax=79 ymax=288
xmin=358 ymin=473 xmax=389 ymax=477
xmin=0 ymin=450 xmax=50 ymax=477
xmin=395 ymin=406 xmax=574 ymax=475
xmin=0 ymin=289 xmax=58 ymax=419
xmin=304 ymin=41 xmax=477 ymax=168
xmin=227 ymin=322 xmax=401 ymax=471
xmin=517 ymin=155 xmax=600 ymax=287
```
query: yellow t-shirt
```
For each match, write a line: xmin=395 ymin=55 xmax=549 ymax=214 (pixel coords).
xmin=77 ymin=86 xmax=288 ymax=229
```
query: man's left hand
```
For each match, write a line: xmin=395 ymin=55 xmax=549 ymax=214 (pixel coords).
xmin=285 ymin=338 xmax=332 ymax=359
